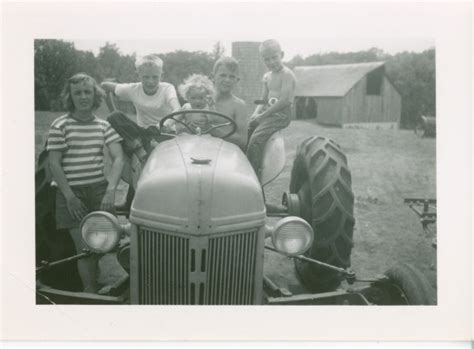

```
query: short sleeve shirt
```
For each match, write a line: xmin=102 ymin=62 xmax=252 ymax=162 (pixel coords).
xmin=115 ymin=82 xmax=179 ymax=128
xmin=46 ymin=114 xmax=122 ymax=187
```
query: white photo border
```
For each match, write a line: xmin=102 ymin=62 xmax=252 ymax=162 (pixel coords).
xmin=1 ymin=1 xmax=472 ymax=341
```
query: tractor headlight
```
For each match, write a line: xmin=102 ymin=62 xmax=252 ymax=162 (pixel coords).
xmin=271 ymin=217 xmax=313 ymax=256
xmin=80 ymin=211 xmax=122 ymax=253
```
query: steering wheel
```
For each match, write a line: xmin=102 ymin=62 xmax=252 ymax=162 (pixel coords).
xmin=159 ymin=109 xmax=237 ymax=139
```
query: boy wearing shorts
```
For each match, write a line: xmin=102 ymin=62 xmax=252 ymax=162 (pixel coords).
xmin=247 ymin=40 xmax=296 ymax=178
xmin=47 ymin=73 xmax=124 ymax=293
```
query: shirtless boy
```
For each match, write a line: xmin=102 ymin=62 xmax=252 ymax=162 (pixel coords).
xmin=247 ymin=39 xmax=296 ymax=177
xmin=210 ymin=57 xmax=248 ymax=150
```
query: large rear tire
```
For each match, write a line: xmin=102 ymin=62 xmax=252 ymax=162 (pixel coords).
xmin=290 ymin=136 xmax=355 ymax=292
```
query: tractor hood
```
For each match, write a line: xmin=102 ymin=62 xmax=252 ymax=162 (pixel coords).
xmin=129 ymin=134 xmax=266 ymax=234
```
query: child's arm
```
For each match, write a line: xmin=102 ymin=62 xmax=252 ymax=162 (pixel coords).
xmin=173 ymin=103 xmax=190 ymax=134
xmin=251 ymin=76 xmax=269 ymax=118
xmin=49 ymin=151 xmax=88 ymax=221
xmin=255 ymin=69 xmax=295 ymax=120
xmin=161 ymin=85 xmax=181 ymax=130
xmin=101 ymin=82 xmax=119 ymax=94
xmin=165 ymin=84 xmax=181 ymax=112
xmin=227 ymin=100 xmax=249 ymax=149
xmin=101 ymin=141 xmax=124 ymax=213
xmin=211 ymin=99 xmax=248 ymax=149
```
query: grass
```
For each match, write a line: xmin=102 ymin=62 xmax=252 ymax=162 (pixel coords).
xmin=35 ymin=111 xmax=437 ymax=296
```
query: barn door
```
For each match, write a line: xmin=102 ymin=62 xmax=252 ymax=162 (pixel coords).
xmin=366 ymin=96 xmax=382 ymax=122
xmin=295 ymin=97 xmax=305 ymax=120
xmin=305 ymin=98 xmax=317 ymax=119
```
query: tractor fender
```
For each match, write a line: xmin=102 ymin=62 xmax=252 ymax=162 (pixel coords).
xmin=260 ymin=131 xmax=285 ymax=186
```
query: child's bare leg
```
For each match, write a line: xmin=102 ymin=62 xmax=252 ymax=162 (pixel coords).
xmin=69 ymin=227 xmax=100 ymax=293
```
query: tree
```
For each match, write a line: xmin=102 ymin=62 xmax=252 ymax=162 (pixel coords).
xmin=97 ymin=43 xmax=123 ymax=80
xmin=96 ymin=42 xmax=137 ymax=83
xmin=385 ymin=49 xmax=435 ymax=128
xmin=212 ymin=41 xmax=225 ymax=60
xmin=159 ymin=50 xmax=214 ymax=100
xmin=75 ymin=50 xmax=101 ymax=79
xmin=34 ymin=39 xmax=78 ymax=110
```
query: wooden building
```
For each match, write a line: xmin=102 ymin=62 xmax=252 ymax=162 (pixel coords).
xmin=293 ymin=62 xmax=401 ymax=128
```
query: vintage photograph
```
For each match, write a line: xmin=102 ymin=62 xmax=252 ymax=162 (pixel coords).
xmin=34 ymin=37 xmax=437 ymax=306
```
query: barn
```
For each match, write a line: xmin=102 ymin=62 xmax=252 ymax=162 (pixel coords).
xmin=293 ymin=62 xmax=401 ymax=129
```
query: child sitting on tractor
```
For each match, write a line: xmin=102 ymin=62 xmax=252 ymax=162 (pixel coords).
xmin=209 ymin=57 xmax=248 ymax=150
xmin=176 ymin=74 xmax=215 ymax=134
xmin=101 ymin=54 xmax=180 ymax=129
xmin=101 ymin=54 xmax=181 ymax=210
xmin=247 ymin=39 xmax=296 ymax=178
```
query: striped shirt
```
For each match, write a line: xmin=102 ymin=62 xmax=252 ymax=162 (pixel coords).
xmin=46 ymin=114 xmax=122 ymax=187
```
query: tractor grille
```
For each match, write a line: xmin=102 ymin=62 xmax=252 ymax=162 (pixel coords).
xmin=138 ymin=229 xmax=190 ymax=304
xmin=206 ymin=232 xmax=258 ymax=304
xmin=136 ymin=227 xmax=259 ymax=305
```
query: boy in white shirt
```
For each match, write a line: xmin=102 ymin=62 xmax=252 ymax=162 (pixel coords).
xmin=101 ymin=55 xmax=180 ymax=211
xmin=101 ymin=54 xmax=180 ymax=128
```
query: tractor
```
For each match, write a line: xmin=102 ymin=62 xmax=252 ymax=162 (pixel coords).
xmin=35 ymin=105 xmax=435 ymax=305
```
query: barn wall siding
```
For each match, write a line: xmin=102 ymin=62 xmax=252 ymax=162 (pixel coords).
xmin=293 ymin=67 xmax=402 ymax=126
xmin=343 ymin=79 xmax=366 ymax=124
xmin=314 ymin=97 xmax=343 ymax=125
xmin=381 ymin=76 xmax=401 ymax=123
xmin=344 ymin=75 xmax=401 ymax=124
xmin=366 ymin=96 xmax=383 ymax=122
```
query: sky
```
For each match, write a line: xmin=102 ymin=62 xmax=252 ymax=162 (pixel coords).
xmin=72 ymin=38 xmax=435 ymax=61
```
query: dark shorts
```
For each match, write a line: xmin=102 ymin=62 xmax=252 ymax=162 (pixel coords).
xmin=56 ymin=181 xmax=108 ymax=229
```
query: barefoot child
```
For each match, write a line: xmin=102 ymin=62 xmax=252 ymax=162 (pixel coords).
xmin=47 ymin=73 xmax=124 ymax=293
xmin=247 ymin=39 xmax=296 ymax=177
xmin=209 ymin=57 xmax=248 ymax=150
xmin=177 ymin=74 xmax=214 ymax=133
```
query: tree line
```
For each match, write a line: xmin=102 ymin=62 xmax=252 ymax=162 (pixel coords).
xmin=35 ymin=40 xmax=435 ymax=129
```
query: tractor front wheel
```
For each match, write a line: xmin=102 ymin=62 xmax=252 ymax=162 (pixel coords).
xmin=382 ymin=263 xmax=435 ymax=305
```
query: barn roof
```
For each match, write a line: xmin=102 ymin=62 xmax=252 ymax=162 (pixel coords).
xmin=294 ymin=62 xmax=385 ymax=97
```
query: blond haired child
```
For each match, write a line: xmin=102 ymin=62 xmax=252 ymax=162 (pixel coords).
xmin=101 ymin=54 xmax=180 ymax=128
xmin=247 ymin=39 xmax=296 ymax=177
xmin=177 ymin=74 xmax=214 ymax=133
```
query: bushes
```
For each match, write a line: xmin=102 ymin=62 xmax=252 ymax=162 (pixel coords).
xmin=34 ymin=40 xmax=216 ymax=112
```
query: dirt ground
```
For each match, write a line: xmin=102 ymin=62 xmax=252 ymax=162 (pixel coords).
xmin=35 ymin=109 xmax=437 ymax=299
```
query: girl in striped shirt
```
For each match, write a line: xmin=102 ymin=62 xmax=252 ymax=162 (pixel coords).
xmin=47 ymin=73 xmax=124 ymax=293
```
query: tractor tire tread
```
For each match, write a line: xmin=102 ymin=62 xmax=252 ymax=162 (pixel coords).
xmin=291 ymin=136 xmax=355 ymax=292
